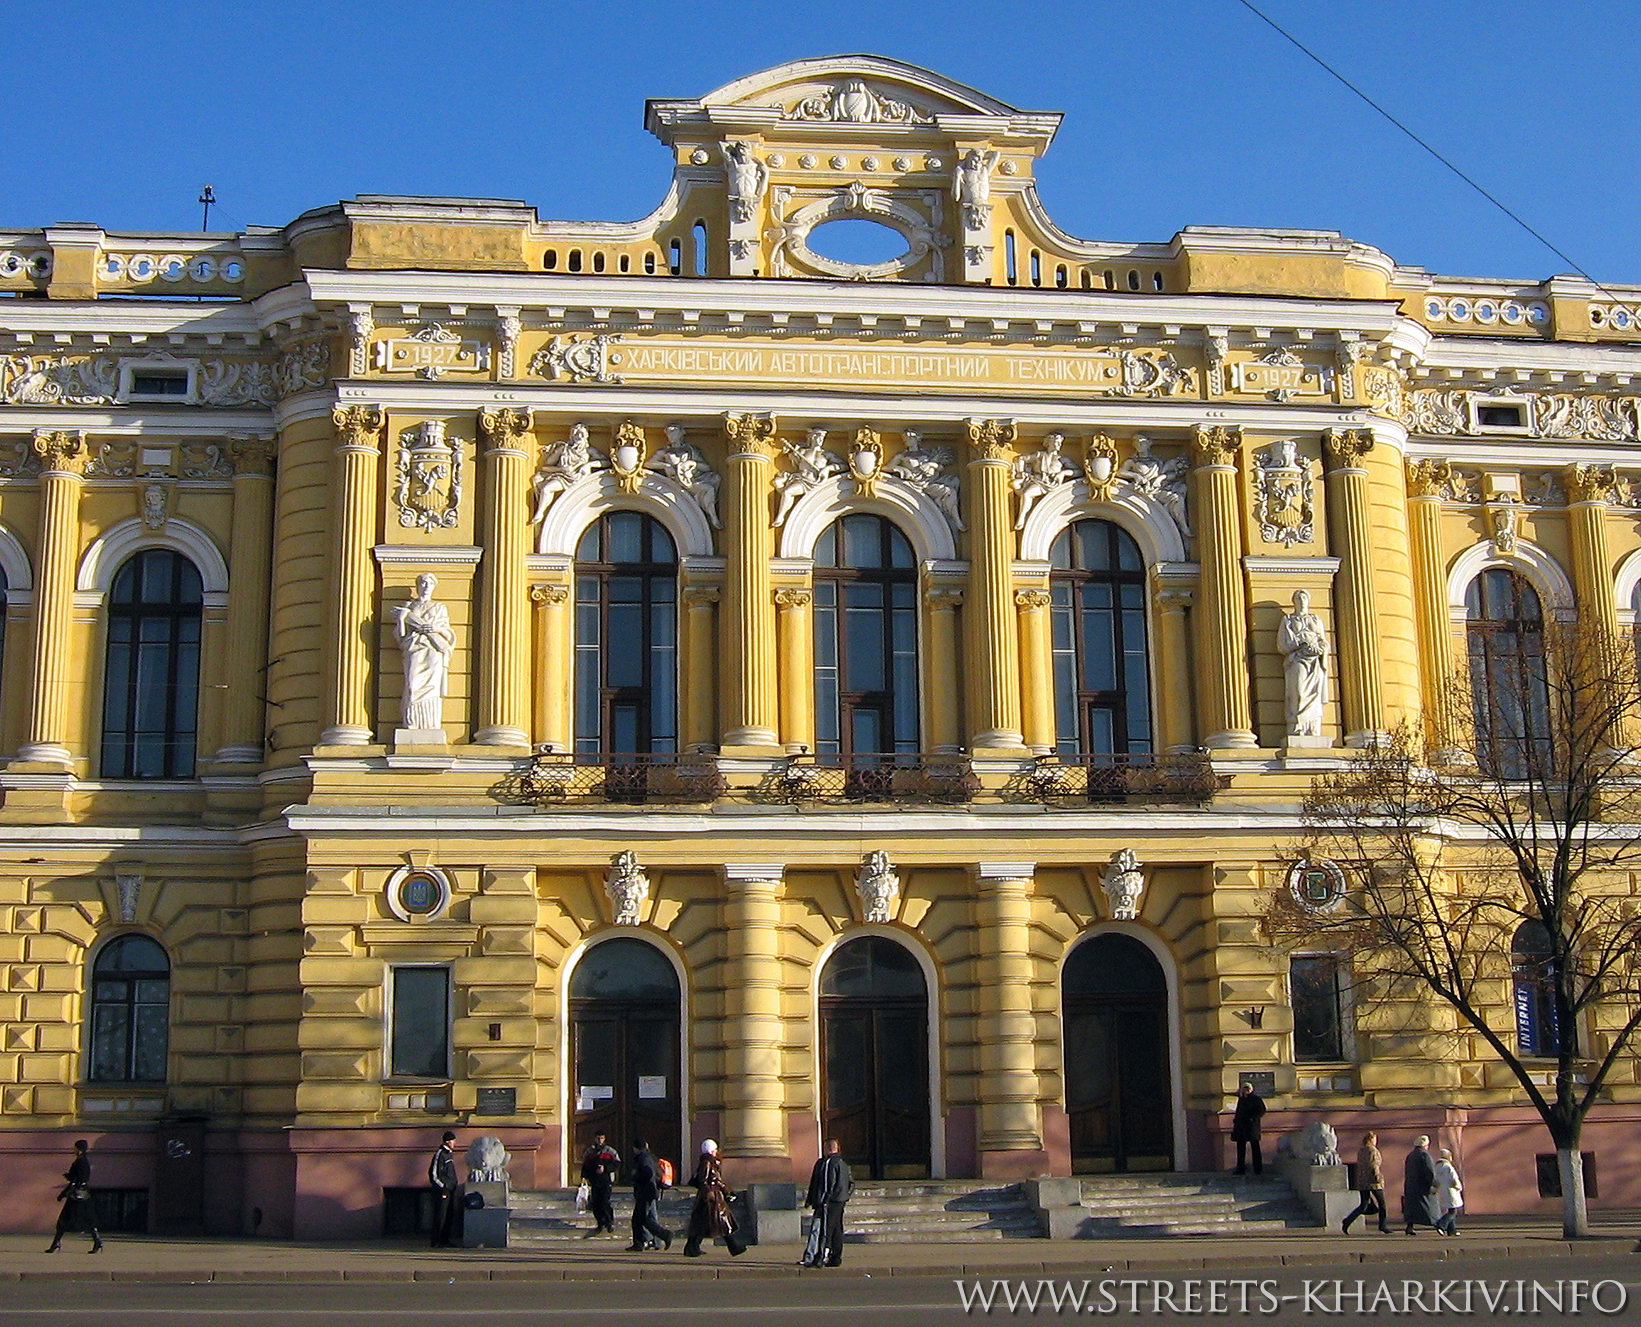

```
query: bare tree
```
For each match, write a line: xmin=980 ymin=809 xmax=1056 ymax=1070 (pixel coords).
xmin=1266 ymin=613 xmax=1641 ymax=1237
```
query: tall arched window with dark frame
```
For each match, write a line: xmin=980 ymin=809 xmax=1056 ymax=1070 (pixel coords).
xmin=88 ymin=934 xmax=170 ymax=1083
xmin=101 ymin=549 xmax=203 ymax=779
xmin=1465 ymin=568 xmax=1550 ymax=777
xmin=1048 ymin=519 xmax=1152 ymax=756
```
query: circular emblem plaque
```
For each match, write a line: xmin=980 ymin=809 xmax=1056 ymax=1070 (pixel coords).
xmin=1287 ymin=858 xmax=1345 ymax=913
xmin=385 ymin=864 xmax=452 ymax=923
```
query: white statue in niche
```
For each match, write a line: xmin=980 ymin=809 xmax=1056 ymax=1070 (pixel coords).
xmin=650 ymin=423 xmax=721 ymax=529
xmin=886 ymin=430 xmax=965 ymax=532
xmin=1101 ymin=848 xmax=1146 ymax=921
xmin=604 ymin=850 xmax=651 ymax=927
xmin=772 ymin=426 xmax=844 ymax=527
xmin=1011 ymin=432 xmax=1078 ymax=530
xmin=954 ymin=149 xmax=999 ymax=230
xmin=1278 ymin=589 xmax=1330 ymax=739
xmin=855 ymin=850 xmax=901 ymax=925
xmin=722 ymin=141 xmax=768 ymax=225
xmin=1115 ymin=435 xmax=1192 ymax=539
xmin=529 ymin=422 xmax=604 ymax=523
xmin=390 ymin=573 xmax=455 ymax=733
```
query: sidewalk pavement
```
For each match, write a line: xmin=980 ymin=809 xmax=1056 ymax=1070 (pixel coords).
xmin=2 ymin=1217 xmax=1636 ymax=1283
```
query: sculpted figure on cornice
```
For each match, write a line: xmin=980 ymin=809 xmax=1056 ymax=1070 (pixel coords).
xmin=954 ymin=149 xmax=998 ymax=231
xmin=530 ymin=422 xmax=605 ymax=524
xmin=886 ymin=430 xmax=964 ymax=533
xmin=650 ymin=424 xmax=721 ymax=529
xmin=782 ymin=79 xmax=930 ymax=125
xmin=1115 ymin=436 xmax=1192 ymax=539
xmin=772 ymin=426 xmax=845 ymax=527
xmin=722 ymin=141 xmax=768 ymax=225
xmin=1011 ymin=431 xmax=1078 ymax=530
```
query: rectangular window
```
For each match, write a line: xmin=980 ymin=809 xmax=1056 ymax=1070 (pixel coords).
xmin=389 ymin=966 xmax=450 ymax=1079
xmin=1291 ymin=954 xmax=1348 ymax=1062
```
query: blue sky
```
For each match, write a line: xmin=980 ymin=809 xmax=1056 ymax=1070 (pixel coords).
xmin=5 ymin=0 xmax=1636 ymax=284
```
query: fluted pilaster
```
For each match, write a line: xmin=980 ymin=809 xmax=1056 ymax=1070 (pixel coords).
xmin=216 ymin=435 xmax=276 ymax=762
xmin=1325 ymin=428 xmax=1386 ymax=746
xmin=18 ymin=430 xmax=87 ymax=766
xmin=721 ymin=863 xmax=788 ymax=1160
xmin=682 ymin=586 xmax=719 ymax=751
xmin=476 ymin=408 xmax=533 ymax=746
xmin=320 ymin=406 xmax=384 ymax=745
xmin=532 ymin=584 xmax=571 ymax=751
xmin=774 ymin=588 xmax=814 ymax=753
xmin=1406 ymin=460 xmax=1454 ymax=741
xmin=964 ymin=419 xmax=1025 ymax=751
xmin=1565 ymin=464 xmax=1620 ymax=636
xmin=924 ymin=586 xmax=963 ymax=753
xmin=1191 ymin=426 xmax=1255 ymax=748
xmin=1154 ymin=586 xmax=1196 ymax=753
xmin=721 ymin=414 xmax=780 ymax=750
xmin=1015 ymin=589 xmax=1054 ymax=753
xmin=973 ymin=862 xmax=1042 ymax=1161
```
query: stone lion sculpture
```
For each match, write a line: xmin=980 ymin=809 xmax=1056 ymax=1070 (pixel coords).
xmin=1295 ymin=1120 xmax=1342 ymax=1167
xmin=465 ymin=1135 xmax=511 ymax=1183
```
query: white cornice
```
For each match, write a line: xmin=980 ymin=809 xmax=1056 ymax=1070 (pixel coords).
xmin=1406 ymin=438 xmax=1641 ymax=467
xmin=0 ymin=302 xmax=262 ymax=336
xmin=1419 ymin=337 xmax=1641 ymax=376
xmin=0 ymin=408 xmax=274 ymax=433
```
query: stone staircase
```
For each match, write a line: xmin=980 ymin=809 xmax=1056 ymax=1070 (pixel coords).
xmin=509 ymin=1189 xmax=699 ymax=1245
xmin=834 ymin=1180 xmax=1041 ymax=1243
xmin=1068 ymin=1172 xmax=1318 ymax=1237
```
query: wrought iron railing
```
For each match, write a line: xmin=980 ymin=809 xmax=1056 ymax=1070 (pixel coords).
xmin=752 ymin=753 xmax=980 ymax=806
xmin=1000 ymin=751 xmax=1225 ymax=805
xmin=514 ymin=752 xmax=726 ymax=806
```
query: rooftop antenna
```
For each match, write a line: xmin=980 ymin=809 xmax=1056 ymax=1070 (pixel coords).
xmin=198 ymin=185 xmax=216 ymax=232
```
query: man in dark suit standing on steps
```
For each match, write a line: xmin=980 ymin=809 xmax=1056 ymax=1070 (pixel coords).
xmin=803 ymin=1138 xmax=854 ymax=1267
xmin=427 ymin=1130 xmax=460 ymax=1248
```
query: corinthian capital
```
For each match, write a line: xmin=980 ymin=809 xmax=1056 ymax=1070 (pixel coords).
xmin=1324 ymin=427 xmax=1375 ymax=468
xmin=966 ymin=417 xmax=1018 ymax=460
xmin=1564 ymin=462 xmax=1620 ymax=506
xmin=228 ymin=433 xmax=275 ymax=476
xmin=1191 ymin=424 xmax=1241 ymax=467
xmin=1405 ymin=458 xmax=1452 ymax=498
xmin=479 ymin=406 xmax=534 ymax=449
xmin=332 ymin=405 xmax=385 ymax=450
xmin=30 ymin=429 xmax=87 ymax=475
xmin=724 ymin=412 xmax=779 ymax=456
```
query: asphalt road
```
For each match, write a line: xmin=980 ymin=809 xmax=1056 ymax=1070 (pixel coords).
xmin=3 ymin=1254 xmax=1638 ymax=1326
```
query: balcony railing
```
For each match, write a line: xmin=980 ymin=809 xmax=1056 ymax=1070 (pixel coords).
xmin=514 ymin=752 xmax=727 ymax=806
xmin=999 ymin=752 xmax=1226 ymax=806
xmin=751 ymin=753 xmax=980 ymax=807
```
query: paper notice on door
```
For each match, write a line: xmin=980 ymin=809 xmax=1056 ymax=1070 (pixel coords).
xmin=585 ymin=1085 xmax=614 ymax=1100
xmin=637 ymin=1075 xmax=666 ymax=1099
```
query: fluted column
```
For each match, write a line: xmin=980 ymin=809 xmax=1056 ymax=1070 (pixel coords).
xmin=681 ymin=586 xmax=719 ymax=752
xmin=1325 ymin=428 xmax=1386 ymax=746
xmin=721 ymin=863 xmax=788 ymax=1166
xmin=964 ymin=419 xmax=1025 ymax=751
xmin=19 ymin=430 xmax=87 ymax=765
xmin=1190 ymin=425 xmax=1256 ymax=748
xmin=923 ymin=587 xmax=963 ymax=753
xmin=1565 ymin=464 xmax=1620 ymax=636
xmin=774 ymin=588 xmax=814 ymax=753
xmin=1153 ymin=586 xmax=1196 ymax=754
xmin=721 ymin=414 xmax=780 ymax=750
xmin=532 ymin=584 xmax=571 ymax=752
xmin=1406 ymin=460 xmax=1454 ymax=741
xmin=475 ymin=408 xmax=533 ymax=746
xmin=320 ymin=406 xmax=384 ymax=746
xmin=973 ymin=862 xmax=1042 ymax=1166
xmin=1015 ymin=589 xmax=1055 ymax=753
xmin=215 ymin=435 xmax=276 ymax=762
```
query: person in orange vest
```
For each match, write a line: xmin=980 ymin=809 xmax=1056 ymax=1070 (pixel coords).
xmin=626 ymin=1137 xmax=674 ymax=1252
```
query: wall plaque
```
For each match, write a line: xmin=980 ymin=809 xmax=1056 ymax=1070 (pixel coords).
xmin=1238 ymin=1071 xmax=1276 ymax=1097
xmin=474 ymin=1087 xmax=516 ymax=1115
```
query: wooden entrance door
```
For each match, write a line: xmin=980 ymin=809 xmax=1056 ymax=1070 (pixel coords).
xmin=1063 ymin=933 xmax=1172 ymax=1173
xmin=820 ymin=936 xmax=930 ymax=1179
xmin=570 ymin=939 xmax=681 ymax=1175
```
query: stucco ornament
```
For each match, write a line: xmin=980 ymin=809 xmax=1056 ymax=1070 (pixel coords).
xmin=140 ymin=482 xmax=170 ymax=531
xmin=1082 ymin=433 xmax=1119 ymax=500
xmin=609 ymin=421 xmax=647 ymax=495
xmin=1115 ymin=436 xmax=1192 ymax=539
xmin=649 ymin=424 xmax=721 ymax=529
xmin=394 ymin=420 xmax=463 ymax=532
xmin=1101 ymin=848 xmax=1146 ymax=921
xmin=529 ymin=423 xmax=606 ymax=523
xmin=782 ymin=80 xmax=930 ymax=125
xmin=848 ymin=426 xmax=884 ymax=496
xmin=1253 ymin=439 xmax=1314 ymax=547
xmin=886 ymin=430 xmax=964 ymax=532
xmin=722 ymin=141 xmax=768 ymax=225
xmin=390 ymin=573 xmax=455 ymax=733
xmin=1489 ymin=500 xmax=1520 ymax=556
xmin=1278 ymin=590 xmax=1330 ymax=739
xmin=855 ymin=850 xmax=901 ymax=925
xmin=772 ymin=427 xmax=845 ymax=527
xmin=954 ymin=149 xmax=999 ymax=231
xmin=1011 ymin=432 xmax=1078 ymax=529
xmin=604 ymin=850 xmax=651 ymax=927
xmin=530 ymin=333 xmax=623 ymax=385
xmin=465 ymin=1136 xmax=511 ymax=1183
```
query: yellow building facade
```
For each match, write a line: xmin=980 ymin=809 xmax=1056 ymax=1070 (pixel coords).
xmin=1 ymin=56 xmax=1639 ymax=1235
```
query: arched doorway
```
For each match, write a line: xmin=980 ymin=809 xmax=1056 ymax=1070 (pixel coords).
xmin=1062 ymin=932 xmax=1172 ymax=1173
xmin=819 ymin=935 xmax=930 ymax=1179
xmin=569 ymin=938 xmax=682 ymax=1171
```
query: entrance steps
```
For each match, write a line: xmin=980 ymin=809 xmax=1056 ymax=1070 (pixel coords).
xmin=509 ymin=1190 xmax=698 ymax=1244
xmin=832 ymin=1180 xmax=1041 ymax=1243
xmin=1069 ymin=1172 xmax=1317 ymax=1237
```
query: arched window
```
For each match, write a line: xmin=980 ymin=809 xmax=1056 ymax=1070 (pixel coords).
xmin=1049 ymin=520 xmax=1152 ymax=754
xmin=813 ymin=514 xmax=919 ymax=756
xmin=1465 ymin=569 xmax=1549 ymax=775
xmin=1512 ymin=920 xmax=1571 ymax=1057
xmin=574 ymin=512 xmax=677 ymax=753
xmin=88 ymin=935 xmax=169 ymax=1083
xmin=101 ymin=549 xmax=203 ymax=778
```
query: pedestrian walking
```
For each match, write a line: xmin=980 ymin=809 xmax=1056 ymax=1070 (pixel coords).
xmin=1340 ymin=1130 xmax=1390 ymax=1233
xmin=1402 ymin=1134 xmax=1438 ymax=1234
xmin=1230 ymin=1082 xmax=1266 ymax=1176
xmin=427 ymin=1130 xmax=460 ymax=1248
xmin=580 ymin=1132 xmax=621 ymax=1237
xmin=626 ymin=1136 xmax=674 ymax=1252
xmin=1433 ymin=1147 xmax=1464 ymax=1236
xmin=682 ymin=1139 xmax=746 ymax=1257
xmin=45 ymin=1140 xmax=102 ymax=1254
xmin=801 ymin=1138 xmax=853 ymax=1267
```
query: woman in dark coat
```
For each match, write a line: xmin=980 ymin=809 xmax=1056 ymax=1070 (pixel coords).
xmin=1402 ymin=1134 xmax=1438 ymax=1234
xmin=46 ymin=1140 xmax=102 ymax=1253
xmin=1229 ymin=1082 xmax=1266 ymax=1175
xmin=682 ymin=1139 xmax=745 ymax=1257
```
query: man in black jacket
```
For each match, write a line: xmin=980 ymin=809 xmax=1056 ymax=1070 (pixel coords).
xmin=427 ymin=1131 xmax=459 ymax=1248
xmin=626 ymin=1137 xmax=674 ymax=1251
xmin=1230 ymin=1082 xmax=1267 ymax=1176
xmin=1402 ymin=1135 xmax=1437 ymax=1235
xmin=803 ymin=1138 xmax=854 ymax=1267
xmin=581 ymin=1133 xmax=621 ymax=1236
